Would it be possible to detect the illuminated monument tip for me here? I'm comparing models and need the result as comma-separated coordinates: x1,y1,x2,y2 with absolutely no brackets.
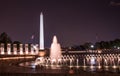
40,12,44,50
40,12,43,14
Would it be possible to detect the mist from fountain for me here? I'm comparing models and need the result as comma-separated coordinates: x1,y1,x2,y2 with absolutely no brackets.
50,35,62,64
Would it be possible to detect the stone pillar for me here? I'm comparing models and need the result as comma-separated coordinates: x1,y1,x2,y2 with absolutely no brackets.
7,43,11,55
19,44,23,55
0,43,4,55
25,44,29,55
35,44,39,54
13,44,17,55
30,44,34,55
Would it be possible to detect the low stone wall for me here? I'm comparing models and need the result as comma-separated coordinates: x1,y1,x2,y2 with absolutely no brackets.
0,55,35,66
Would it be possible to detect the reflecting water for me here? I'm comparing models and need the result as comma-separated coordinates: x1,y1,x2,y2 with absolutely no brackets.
19,54,120,73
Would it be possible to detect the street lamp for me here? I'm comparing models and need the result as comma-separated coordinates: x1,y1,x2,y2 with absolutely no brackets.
91,45,94,48
90,45,94,53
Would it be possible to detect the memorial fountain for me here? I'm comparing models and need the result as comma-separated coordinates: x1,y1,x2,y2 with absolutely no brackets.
34,35,62,68
19,47,120,73
50,36,62,65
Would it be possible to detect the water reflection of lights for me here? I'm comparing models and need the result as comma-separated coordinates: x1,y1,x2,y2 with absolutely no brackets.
76,65,80,68
90,65,94,69
113,65,117,69
98,66,102,69
104,66,109,68
69,69,74,74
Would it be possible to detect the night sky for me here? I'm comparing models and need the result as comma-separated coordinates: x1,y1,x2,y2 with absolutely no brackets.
0,0,120,47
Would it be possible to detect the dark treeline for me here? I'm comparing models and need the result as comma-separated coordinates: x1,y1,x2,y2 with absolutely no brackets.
0,32,120,51
64,39,120,51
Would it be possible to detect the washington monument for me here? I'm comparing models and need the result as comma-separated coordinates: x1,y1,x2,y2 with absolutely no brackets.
40,12,44,50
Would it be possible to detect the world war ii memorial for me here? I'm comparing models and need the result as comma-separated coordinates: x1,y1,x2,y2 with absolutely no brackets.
0,0,120,76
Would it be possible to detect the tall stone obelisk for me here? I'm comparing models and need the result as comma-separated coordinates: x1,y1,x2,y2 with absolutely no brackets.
40,12,44,50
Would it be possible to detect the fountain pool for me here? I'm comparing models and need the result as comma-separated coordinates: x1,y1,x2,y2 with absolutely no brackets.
19,36,120,73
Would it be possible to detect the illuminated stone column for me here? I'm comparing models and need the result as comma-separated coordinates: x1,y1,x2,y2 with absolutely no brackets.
13,44,17,55
40,12,44,50
0,43,4,55
19,44,23,55
7,43,11,55
35,44,39,54
33,44,39,55
25,44,29,55
30,44,34,55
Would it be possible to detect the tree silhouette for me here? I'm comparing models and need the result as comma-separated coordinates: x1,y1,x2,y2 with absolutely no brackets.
95,42,101,49
0,32,12,50
83,42,93,50
0,32,12,43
